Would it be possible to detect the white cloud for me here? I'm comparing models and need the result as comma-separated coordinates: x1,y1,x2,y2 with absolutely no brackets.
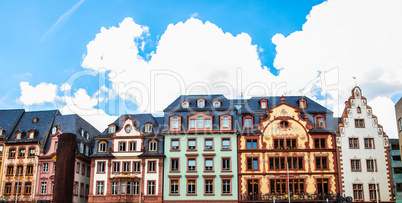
59,88,117,131
60,83,72,91
272,0,402,137
368,96,398,138
19,82,58,106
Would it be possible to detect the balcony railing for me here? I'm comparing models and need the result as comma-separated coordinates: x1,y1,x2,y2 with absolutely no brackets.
241,193,345,202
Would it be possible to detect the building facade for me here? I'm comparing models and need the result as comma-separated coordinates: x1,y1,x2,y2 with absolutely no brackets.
88,114,164,203
389,139,402,202
395,98,402,161
337,86,393,202
35,114,99,203
237,96,339,202
0,110,59,202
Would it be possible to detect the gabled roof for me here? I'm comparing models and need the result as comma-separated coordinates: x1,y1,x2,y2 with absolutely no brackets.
99,114,163,137
164,94,236,112
0,109,25,140
7,110,60,144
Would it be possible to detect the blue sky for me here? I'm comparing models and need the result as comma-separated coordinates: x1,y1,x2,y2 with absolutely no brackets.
0,0,401,137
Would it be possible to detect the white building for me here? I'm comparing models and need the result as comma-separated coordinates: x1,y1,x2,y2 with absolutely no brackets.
337,86,393,202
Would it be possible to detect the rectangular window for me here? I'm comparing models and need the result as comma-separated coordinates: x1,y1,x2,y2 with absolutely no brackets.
19,148,25,157
87,166,90,177
364,138,374,149
112,182,118,195
222,179,231,194
149,141,157,151
222,158,231,171
187,179,196,194
5,183,11,194
113,162,120,172
148,161,156,172
7,165,13,175
205,139,213,150
16,165,23,175
269,157,286,170
97,182,104,195
41,182,47,194
98,143,106,152
98,162,105,173
171,158,179,172
399,118,402,132
205,179,213,194
171,139,180,150
119,142,126,151
52,182,54,194
188,139,196,150
222,139,230,150
369,184,379,200
205,119,211,128
355,119,365,128
274,139,285,149
129,142,136,151
80,183,84,197
190,119,196,128
270,179,287,194
123,162,130,172
172,118,179,129
28,148,35,156
314,138,326,149
353,184,363,200
244,118,252,128
15,182,21,194
133,181,139,195
349,138,359,149
205,159,213,171
148,181,155,195
316,157,328,170
367,159,377,172
25,182,32,194
9,148,15,158
120,182,126,195
188,158,196,171
43,163,49,172
76,163,80,173
171,179,179,194
288,179,305,194
286,157,304,170
286,139,297,149
82,164,86,175
133,162,140,172
351,159,361,172
74,182,78,195
127,182,131,195
246,139,258,149
247,157,258,170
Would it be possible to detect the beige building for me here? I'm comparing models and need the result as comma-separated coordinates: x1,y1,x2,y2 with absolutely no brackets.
395,97,402,159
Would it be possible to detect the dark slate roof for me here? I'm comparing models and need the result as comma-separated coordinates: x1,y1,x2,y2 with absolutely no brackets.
0,109,25,140
99,114,163,137
238,96,333,114
43,114,100,154
7,110,60,144
164,94,237,112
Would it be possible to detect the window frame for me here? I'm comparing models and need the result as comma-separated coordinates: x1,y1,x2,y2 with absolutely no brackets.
149,140,157,151
353,184,364,200
221,178,232,195
221,157,232,172
197,98,205,108
204,157,215,173
112,161,120,173
369,184,380,201
355,119,365,128
170,138,180,151
314,114,326,128
366,159,377,172
221,137,231,151
133,161,140,173
213,100,221,108
25,182,32,194
220,115,232,130
186,178,197,196
260,99,268,109
148,161,156,173
170,157,180,173
349,138,359,149
129,141,137,151
98,141,107,153
170,116,181,131
204,178,214,196
97,161,105,174
204,137,214,151
187,138,197,151
147,181,155,195
187,155,197,173
364,138,375,149
96,181,104,195
243,115,253,129
246,156,259,171
169,178,180,196
351,159,361,172
144,123,153,133
118,141,126,152
315,156,329,170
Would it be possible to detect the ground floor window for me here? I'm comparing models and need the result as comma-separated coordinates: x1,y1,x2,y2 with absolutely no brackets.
96,182,104,195
112,182,118,195
369,184,379,201
353,184,363,200
148,181,155,195
222,179,231,194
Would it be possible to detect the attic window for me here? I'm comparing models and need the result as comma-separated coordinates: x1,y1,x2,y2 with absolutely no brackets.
28,131,34,139
0,128,3,136
81,129,84,137
32,118,38,123
16,132,21,140
86,133,89,140
145,124,153,133
213,100,221,108
182,101,189,109
280,121,289,128
299,99,307,108
260,99,268,109
315,115,326,128
198,100,204,108
108,126,116,133
52,127,57,134
357,107,361,114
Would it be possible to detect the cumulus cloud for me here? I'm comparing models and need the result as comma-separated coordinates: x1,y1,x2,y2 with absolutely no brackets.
82,17,276,113
19,82,58,106
60,83,72,91
59,88,117,131
368,96,398,138
272,0,402,137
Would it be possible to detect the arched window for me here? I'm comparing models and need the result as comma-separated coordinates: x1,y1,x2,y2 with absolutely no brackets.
357,107,361,114
315,115,326,128
223,117,229,128
198,116,204,128
198,100,204,108
145,124,153,133
182,101,189,108
299,99,307,108
98,141,107,153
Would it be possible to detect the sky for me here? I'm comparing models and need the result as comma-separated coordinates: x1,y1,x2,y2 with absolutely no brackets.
0,0,401,137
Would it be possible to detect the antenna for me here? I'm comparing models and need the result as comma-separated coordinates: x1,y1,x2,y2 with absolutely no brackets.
352,77,357,87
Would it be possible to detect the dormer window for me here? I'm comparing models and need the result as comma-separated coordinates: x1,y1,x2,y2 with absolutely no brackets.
173,118,178,129
98,141,107,153
182,101,189,109
81,129,84,137
149,140,157,151
33,118,38,123
357,107,361,113
213,100,221,108
0,128,3,136
220,115,232,130
108,125,116,133
16,132,21,140
86,133,89,140
260,99,268,109
145,124,153,133
125,125,132,133
28,131,34,139
299,99,307,108
197,98,205,108
188,114,213,130
52,127,57,134
243,116,253,129
197,117,204,128
170,116,181,131
315,115,326,128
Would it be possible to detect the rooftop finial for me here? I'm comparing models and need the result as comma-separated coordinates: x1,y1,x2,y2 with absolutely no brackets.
281,95,285,103
352,76,357,87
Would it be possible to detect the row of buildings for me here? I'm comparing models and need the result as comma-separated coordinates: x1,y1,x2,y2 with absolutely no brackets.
0,86,399,202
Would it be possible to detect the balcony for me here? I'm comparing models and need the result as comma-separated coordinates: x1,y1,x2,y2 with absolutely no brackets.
241,193,343,202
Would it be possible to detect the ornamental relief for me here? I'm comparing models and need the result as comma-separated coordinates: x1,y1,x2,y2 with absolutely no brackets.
362,99,367,108
353,177,362,183
347,109,352,117
367,109,372,117
372,118,377,127
383,137,389,147
351,99,355,108
343,118,348,127
378,128,383,137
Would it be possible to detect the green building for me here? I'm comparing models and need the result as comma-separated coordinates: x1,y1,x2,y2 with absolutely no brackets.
390,139,402,202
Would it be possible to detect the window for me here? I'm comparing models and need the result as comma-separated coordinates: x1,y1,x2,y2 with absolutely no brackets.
133,181,139,195
261,101,267,109
127,182,131,195
123,162,130,172
133,162,140,172
145,124,153,132
269,157,286,170
188,158,196,171
222,179,231,194
120,182,126,195
119,142,126,151
16,132,21,139
82,164,86,175
270,179,286,194
5,183,11,194
98,162,105,173
222,158,231,171
205,139,213,150
369,184,378,200
43,163,49,172
205,119,211,128
125,125,131,133
148,181,155,195
171,139,179,150
353,184,363,200
113,162,120,172
286,157,304,170
205,159,213,171
28,131,34,139
198,116,204,128
223,117,229,128
222,138,230,150
76,163,80,173
299,99,307,108
149,141,157,151
280,121,289,128
349,138,359,149
247,157,259,170
80,182,85,197
351,159,361,172
244,117,253,128
108,126,115,133
112,182,118,195
41,182,47,194
188,139,196,150
314,138,326,149
367,159,377,172
85,184,89,197
190,119,196,128
171,158,179,172
7,165,13,175
171,179,179,194
52,182,54,194
187,179,196,194
357,107,361,113
9,148,15,158
172,117,179,129
129,142,136,151
96,182,104,195
289,179,305,194
393,156,402,161
182,102,189,108
315,116,325,128
18,148,25,157
25,182,32,194
98,142,106,152
247,139,258,149
198,100,204,108
315,157,328,170
355,119,365,128
205,179,214,194
148,161,156,172
16,165,22,175
364,138,374,149
15,182,21,194
214,102,220,108
0,146,3,156
27,165,33,175
54,163,56,172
